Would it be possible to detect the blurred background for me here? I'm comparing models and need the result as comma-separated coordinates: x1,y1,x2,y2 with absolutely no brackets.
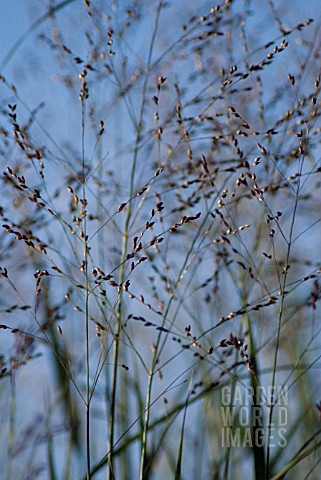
1,1,321,479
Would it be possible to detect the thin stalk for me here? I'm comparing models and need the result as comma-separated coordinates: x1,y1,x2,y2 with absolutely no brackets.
174,373,193,480
140,199,216,479
7,372,15,480
108,4,164,479
265,153,304,478
80,87,91,479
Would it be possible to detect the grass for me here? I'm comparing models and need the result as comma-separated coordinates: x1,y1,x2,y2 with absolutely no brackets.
1,0,321,478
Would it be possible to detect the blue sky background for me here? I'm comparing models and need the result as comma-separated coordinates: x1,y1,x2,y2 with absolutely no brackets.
1,1,321,479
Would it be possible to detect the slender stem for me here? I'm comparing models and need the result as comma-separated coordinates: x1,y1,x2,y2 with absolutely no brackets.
7,373,15,480
80,88,91,479
265,153,303,479
108,5,164,479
